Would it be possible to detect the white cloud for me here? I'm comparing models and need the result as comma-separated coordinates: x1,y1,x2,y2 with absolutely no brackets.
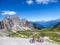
36,0,49,4
26,0,58,5
35,0,58,4
1,10,16,15
26,0,33,5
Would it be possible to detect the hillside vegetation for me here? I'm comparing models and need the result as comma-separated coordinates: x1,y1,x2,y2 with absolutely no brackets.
8,28,60,42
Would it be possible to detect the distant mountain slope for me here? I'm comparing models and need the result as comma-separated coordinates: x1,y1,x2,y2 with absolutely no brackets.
31,22,45,29
52,22,60,30
32,19,60,28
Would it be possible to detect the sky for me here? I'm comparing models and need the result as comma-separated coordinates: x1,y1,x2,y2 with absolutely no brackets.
0,0,60,21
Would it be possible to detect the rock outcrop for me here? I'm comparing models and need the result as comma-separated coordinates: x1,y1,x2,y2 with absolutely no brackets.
0,21,4,29
0,16,35,32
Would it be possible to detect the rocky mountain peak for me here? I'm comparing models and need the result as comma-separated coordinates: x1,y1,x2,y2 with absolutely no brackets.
12,16,20,23
5,16,10,20
0,16,35,32
13,16,19,20
21,18,28,25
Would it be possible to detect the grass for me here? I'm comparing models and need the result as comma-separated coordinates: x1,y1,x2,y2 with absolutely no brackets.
8,28,60,42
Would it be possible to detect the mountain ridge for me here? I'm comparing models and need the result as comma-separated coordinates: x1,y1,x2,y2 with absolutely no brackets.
0,16,35,32
32,19,60,28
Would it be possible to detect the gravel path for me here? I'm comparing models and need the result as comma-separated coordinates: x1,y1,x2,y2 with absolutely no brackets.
0,37,60,45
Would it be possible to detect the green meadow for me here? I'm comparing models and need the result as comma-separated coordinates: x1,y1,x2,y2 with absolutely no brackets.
8,28,60,42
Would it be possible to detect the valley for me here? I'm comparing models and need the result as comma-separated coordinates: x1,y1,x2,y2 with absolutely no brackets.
0,16,60,45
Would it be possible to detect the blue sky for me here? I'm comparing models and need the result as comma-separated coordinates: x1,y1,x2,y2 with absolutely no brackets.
0,0,60,21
